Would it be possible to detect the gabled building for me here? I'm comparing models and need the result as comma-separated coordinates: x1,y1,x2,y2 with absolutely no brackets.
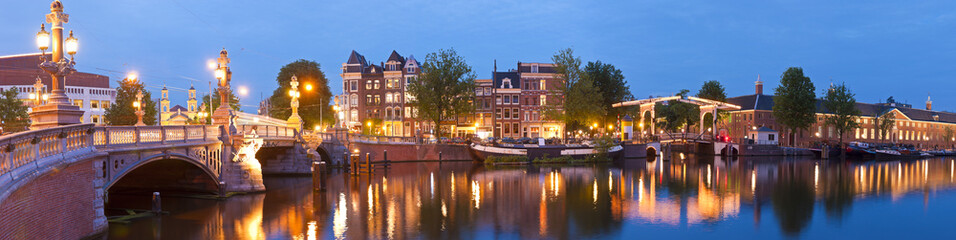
341,50,430,137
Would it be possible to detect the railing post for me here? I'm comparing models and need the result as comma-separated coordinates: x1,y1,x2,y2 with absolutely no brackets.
183,126,188,143
161,126,167,145
103,127,110,146
135,127,141,146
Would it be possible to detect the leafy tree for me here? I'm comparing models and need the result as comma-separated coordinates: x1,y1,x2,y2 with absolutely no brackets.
104,78,158,126
875,102,896,144
269,60,331,129
407,48,476,139
822,83,861,159
200,88,240,124
584,60,632,125
654,89,699,132
772,67,817,146
0,88,30,133
545,48,605,134
943,126,954,148
696,80,728,130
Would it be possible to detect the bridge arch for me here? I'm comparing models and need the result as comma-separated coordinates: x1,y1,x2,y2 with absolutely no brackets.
106,153,220,194
646,146,658,159
315,145,333,164
720,145,739,157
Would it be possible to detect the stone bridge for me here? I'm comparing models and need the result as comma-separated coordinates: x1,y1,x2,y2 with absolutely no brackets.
0,119,348,239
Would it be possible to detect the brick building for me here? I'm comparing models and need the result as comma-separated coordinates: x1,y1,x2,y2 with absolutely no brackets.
0,53,115,125
723,81,956,149
340,50,430,137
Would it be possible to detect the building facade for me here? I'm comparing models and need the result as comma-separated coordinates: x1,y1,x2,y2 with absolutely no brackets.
0,53,115,125
723,81,956,149
159,85,204,125
338,51,566,139
340,50,430,137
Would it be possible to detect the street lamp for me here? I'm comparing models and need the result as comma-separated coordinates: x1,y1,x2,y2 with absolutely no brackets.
29,1,85,129
211,48,235,128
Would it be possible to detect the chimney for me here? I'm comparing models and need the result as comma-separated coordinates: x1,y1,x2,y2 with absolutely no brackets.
755,75,763,95
926,95,932,111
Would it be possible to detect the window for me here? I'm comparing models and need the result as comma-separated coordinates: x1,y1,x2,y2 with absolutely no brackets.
394,108,401,119
531,64,539,73
540,81,546,90
386,93,393,103
484,87,491,95
504,96,510,104
504,109,511,119
351,110,358,121
385,107,392,119
406,76,415,85
496,96,502,104
513,123,519,135
91,115,99,123
512,109,519,119
351,80,358,91
408,67,415,73
768,134,775,141
512,95,519,105
504,123,510,134
386,79,394,89
533,111,538,121
405,107,412,118
73,100,83,108
90,100,99,109
484,99,490,109
366,94,373,104
525,112,530,121
366,80,372,90
350,94,358,106
540,95,547,106
374,95,381,104
476,88,483,95
374,80,380,89
102,101,110,108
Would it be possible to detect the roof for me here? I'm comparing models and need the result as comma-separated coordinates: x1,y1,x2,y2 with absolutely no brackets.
0,53,110,88
386,50,405,64
169,105,187,112
346,50,367,65
493,71,520,89
727,93,956,124
750,126,778,132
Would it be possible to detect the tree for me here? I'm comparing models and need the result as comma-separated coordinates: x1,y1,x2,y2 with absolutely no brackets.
407,48,476,139
269,60,331,129
772,67,817,146
942,126,954,149
654,89,700,132
0,88,30,133
822,83,861,159
875,101,896,144
200,87,240,124
104,78,158,126
545,48,604,134
584,61,632,126
696,80,728,130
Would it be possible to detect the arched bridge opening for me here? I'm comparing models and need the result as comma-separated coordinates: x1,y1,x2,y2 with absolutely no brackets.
105,157,220,216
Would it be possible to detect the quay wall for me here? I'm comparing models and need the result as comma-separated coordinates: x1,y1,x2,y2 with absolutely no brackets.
350,143,473,162
0,158,105,239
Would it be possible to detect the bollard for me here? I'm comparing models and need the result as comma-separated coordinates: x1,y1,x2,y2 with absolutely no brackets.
350,154,359,175
218,181,227,197
312,161,327,191
366,152,371,173
439,151,443,163
384,150,388,163
151,192,162,214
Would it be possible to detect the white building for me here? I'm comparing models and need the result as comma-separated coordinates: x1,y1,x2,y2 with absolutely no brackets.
0,53,115,125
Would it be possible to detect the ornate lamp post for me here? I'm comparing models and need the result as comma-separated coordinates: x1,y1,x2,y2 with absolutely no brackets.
29,1,84,129
134,90,145,126
30,77,47,106
332,96,341,128
212,48,235,128
287,75,303,130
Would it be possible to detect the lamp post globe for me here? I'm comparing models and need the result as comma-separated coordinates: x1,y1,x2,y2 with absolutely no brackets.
29,0,85,129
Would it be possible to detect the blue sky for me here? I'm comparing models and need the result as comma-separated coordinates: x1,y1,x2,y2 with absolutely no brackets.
2,0,955,113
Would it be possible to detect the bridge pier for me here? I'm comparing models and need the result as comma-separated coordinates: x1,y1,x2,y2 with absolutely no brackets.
219,135,266,193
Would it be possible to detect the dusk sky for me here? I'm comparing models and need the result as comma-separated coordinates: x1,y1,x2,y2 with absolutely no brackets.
2,0,955,113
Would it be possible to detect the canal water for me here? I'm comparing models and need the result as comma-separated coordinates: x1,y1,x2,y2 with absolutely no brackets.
107,156,956,239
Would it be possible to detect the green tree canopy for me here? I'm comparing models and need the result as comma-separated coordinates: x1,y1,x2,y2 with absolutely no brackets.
407,48,476,138
104,78,158,126
875,103,896,144
822,83,861,157
269,59,332,129
584,60,632,125
772,67,817,146
545,48,605,133
0,88,30,133
654,89,700,132
696,80,728,130
200,87,240,124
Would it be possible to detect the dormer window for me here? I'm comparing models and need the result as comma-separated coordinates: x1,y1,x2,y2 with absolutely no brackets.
501,78,512,88
531,64,539,73
407,67,415,73
933,115,940,121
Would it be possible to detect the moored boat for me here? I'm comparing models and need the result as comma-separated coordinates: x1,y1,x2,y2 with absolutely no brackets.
470,143,623,162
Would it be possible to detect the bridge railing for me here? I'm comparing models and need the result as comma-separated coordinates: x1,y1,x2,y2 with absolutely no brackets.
657,132,713,142
1,124,95,177
92,125,219,148
236,124,297,139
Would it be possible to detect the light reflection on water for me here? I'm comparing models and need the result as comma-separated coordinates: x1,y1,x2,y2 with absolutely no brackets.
108,157,956,239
